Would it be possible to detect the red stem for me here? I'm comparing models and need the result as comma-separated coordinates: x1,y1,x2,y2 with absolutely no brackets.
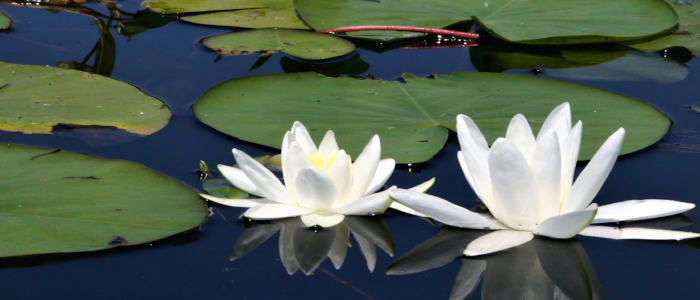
319,25,479,39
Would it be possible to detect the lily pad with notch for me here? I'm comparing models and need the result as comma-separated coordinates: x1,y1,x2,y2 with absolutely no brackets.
0,143,207,258
193,72,671,164
626,0,700,56
202,29,355,60
294,0,678,44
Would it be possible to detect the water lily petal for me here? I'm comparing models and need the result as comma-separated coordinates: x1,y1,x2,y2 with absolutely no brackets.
326,149,352,204
218,164,260,196
234,148,291,204
336,190,392,215
537,102,571,141
348,135,381,201
295,167,339,210
328,225,350,269
389,189,505,230
534,204,598,239
290,121,317,152
388,178,435,217
489,138,539,230
456,114,493,206
200,193,270,207
579,226,700,240
566,128,625,213
464,230,534,257
318,130,339,158
300,212,345,227
282,142,310,201
506,113,536,162
532,130,562,221
559,121,582,208
243,204,312,220
365,158,395,195
592,199,696,224
409,177,435,193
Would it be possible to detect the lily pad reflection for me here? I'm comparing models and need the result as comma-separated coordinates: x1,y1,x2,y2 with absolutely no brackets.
387,228,604,299
231,216,394,275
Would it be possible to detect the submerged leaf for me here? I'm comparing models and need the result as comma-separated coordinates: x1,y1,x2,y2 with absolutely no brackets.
0,143,207,258
202,29,355,60
0,62,171,136
193,72,670,163
295,0,677,43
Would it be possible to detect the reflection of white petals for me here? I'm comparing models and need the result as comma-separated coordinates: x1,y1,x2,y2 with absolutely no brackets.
300,212,345,227
579,226,700,240
534,204,597,239
464,230,534,257
592,199,695,224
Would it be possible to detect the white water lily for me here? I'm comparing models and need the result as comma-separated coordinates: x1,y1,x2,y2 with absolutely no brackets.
391,103,698,256
201,122,396,227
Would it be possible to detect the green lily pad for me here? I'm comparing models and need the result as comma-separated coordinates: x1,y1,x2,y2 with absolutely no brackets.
193,72,670,163
627,0,700,55
181,0,308,29
202,29,355,60
117,10,174,37
294,0,678,43
0,62,171,135
0,11,11,30
0,143,207,257
141,0,267,13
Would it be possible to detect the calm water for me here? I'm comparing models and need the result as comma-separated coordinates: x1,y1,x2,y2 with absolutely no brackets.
1,1,699,299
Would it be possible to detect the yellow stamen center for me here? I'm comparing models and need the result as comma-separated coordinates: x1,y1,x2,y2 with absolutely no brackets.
307,151,338,170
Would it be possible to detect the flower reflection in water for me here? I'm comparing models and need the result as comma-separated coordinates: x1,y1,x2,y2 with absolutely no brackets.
388,227,605,300
231,216,394,275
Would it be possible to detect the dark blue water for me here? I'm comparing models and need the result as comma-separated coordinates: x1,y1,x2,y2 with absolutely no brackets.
1,1,699,299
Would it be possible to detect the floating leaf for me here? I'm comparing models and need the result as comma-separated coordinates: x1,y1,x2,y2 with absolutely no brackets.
470,44,688,83
0,62,170,135
202,179,248,199
202,29,355,60
627,0,700,55
142,0,307,29
117,10,174,37
0,10,10,30
181,0,308,29
193,72,670,163
141,0,266,13
294,0,677,43
0,143,207,257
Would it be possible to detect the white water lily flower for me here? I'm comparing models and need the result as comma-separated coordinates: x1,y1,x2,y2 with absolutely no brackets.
391,103,698,256
201,122,396,228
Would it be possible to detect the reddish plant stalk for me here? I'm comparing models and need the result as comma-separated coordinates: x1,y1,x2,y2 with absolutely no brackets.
319,25,479,39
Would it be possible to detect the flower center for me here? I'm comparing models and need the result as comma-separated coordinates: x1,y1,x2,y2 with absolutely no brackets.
307,151,337,170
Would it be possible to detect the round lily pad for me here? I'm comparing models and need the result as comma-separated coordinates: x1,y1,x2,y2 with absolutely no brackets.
202,29,355,60
0,62,171,135
0,143,207,258
193,72,671,163
0,11,11,30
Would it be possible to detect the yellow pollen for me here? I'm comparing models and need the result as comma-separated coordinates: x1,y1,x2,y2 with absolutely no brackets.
307,152,338,170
